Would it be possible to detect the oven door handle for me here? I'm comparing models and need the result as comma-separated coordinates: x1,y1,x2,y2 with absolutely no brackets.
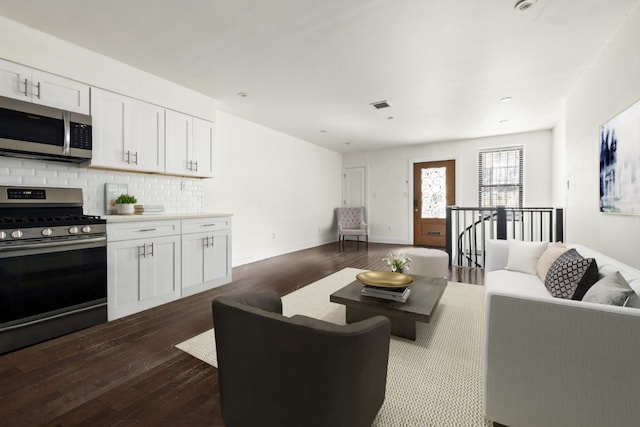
0,236,106,254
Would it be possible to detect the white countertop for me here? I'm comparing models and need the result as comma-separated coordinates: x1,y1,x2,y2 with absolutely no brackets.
103,212,233,223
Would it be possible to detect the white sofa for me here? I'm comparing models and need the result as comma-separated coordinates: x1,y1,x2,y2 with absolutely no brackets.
483,239,640,427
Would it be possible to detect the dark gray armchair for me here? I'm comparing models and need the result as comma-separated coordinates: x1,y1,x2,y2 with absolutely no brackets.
212,291,391,427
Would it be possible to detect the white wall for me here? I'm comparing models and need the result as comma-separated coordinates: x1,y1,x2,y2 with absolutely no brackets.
551,110,567,208
203,112,342,266
564,3,640,267
0,16,343,266
0,16,216,121
344,130,553,244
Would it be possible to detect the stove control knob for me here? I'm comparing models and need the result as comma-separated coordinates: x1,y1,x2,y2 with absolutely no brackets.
11,230,23,239
42,228,53,237
81,225,92,233
0,231,6,239
69,226,79,235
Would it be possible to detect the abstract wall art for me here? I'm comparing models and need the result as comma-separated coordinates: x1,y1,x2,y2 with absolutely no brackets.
599,98,640,214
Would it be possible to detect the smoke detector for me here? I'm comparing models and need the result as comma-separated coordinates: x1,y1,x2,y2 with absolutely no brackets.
514,0,538,12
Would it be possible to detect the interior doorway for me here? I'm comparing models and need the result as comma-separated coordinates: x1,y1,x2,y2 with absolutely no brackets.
343,166,366,208
413,160,455,247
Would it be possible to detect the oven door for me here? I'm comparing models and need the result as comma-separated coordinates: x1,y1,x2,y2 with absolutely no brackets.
0,235,107,353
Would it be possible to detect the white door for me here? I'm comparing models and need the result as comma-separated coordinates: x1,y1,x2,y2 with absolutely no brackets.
91,88,132,169
140,236,180,301
343,166,367,208
192,117,215,177
0,59,32,101
165,110,192,175
182,232,207,291
132,99,165,173
31,70,90,114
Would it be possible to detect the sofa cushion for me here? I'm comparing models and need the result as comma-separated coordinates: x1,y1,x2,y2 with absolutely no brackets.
582,271,634,306
505,240,549,275
536,242,569,281
544,249,599,300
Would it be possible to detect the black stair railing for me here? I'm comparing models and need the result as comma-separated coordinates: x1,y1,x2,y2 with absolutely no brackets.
445,206,564,268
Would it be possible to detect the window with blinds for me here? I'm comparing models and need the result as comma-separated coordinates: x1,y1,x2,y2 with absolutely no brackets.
478,147,523,207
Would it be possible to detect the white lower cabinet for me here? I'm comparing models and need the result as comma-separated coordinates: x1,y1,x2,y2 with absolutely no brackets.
182,217,232,297
107,220,181,320
107,216,232,320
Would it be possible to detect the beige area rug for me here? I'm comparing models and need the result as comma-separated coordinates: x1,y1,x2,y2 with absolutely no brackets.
176,267,491,426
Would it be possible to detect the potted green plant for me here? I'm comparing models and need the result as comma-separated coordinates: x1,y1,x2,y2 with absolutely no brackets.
114,194,137,215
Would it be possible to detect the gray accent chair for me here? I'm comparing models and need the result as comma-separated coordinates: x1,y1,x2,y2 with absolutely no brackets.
212,291,391,427
335,207,369,246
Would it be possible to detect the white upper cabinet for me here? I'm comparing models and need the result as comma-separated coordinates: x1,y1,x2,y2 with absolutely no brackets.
91,87,165,173
91,88,131,168
192,117,215,178
165,110,215,178
165,109,192,176
0,60,31,101
131,99,165,173
0,59,89,114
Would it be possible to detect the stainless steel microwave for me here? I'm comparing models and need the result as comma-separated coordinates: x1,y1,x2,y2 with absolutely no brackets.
0,96,92,163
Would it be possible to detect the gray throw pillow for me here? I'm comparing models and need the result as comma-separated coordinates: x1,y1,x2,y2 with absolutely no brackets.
582,271,633,306
544,249,599,300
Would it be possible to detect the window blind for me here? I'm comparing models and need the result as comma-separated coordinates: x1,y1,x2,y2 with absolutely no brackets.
478,146,523,207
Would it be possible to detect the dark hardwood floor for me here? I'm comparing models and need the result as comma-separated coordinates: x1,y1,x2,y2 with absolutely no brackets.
0,242,483,426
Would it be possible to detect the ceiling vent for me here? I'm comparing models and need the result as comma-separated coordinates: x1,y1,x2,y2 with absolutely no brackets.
514,0,538,12
370,100,391,109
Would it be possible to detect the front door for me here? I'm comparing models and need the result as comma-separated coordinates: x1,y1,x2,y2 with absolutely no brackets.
413,160,455,247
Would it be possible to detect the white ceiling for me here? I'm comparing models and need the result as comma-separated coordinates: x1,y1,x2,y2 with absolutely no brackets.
0,0,637,153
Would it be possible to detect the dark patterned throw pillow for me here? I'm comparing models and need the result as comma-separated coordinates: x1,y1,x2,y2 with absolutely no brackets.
544,249,599,300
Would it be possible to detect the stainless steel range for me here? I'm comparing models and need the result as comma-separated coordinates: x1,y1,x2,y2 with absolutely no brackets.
0,186,107,354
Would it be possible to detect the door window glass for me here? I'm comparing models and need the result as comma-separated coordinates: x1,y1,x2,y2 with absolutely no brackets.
421,167,447,219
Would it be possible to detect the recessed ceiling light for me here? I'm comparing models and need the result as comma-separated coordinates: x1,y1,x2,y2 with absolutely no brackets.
514,0,537,12
387,116,394,120
237,92,248,97
344,142,352,146
499,119,509,124
320,129,327,133
499,97,513,103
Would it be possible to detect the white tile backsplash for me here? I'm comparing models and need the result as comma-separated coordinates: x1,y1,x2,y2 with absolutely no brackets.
0,157,203,216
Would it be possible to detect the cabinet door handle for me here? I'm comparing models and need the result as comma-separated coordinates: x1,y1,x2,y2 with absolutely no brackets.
147,243,154,257
124,150,130,164
20,77,28,96
140,244,146,258
132,151,138,165
204,237,209,248
209,236,214,247
193,160,198,172
34,81,41,99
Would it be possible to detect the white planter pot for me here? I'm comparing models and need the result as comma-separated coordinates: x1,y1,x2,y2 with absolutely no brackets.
116,203,135,215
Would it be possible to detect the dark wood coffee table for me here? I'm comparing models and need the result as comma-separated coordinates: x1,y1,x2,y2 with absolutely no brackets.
329,274,447,340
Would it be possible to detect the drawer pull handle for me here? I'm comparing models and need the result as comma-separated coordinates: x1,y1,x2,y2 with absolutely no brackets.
138,228,157,232
201,224,217,227
427,231,441,236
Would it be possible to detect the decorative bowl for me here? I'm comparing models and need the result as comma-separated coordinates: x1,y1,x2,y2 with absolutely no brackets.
356,271,414,288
